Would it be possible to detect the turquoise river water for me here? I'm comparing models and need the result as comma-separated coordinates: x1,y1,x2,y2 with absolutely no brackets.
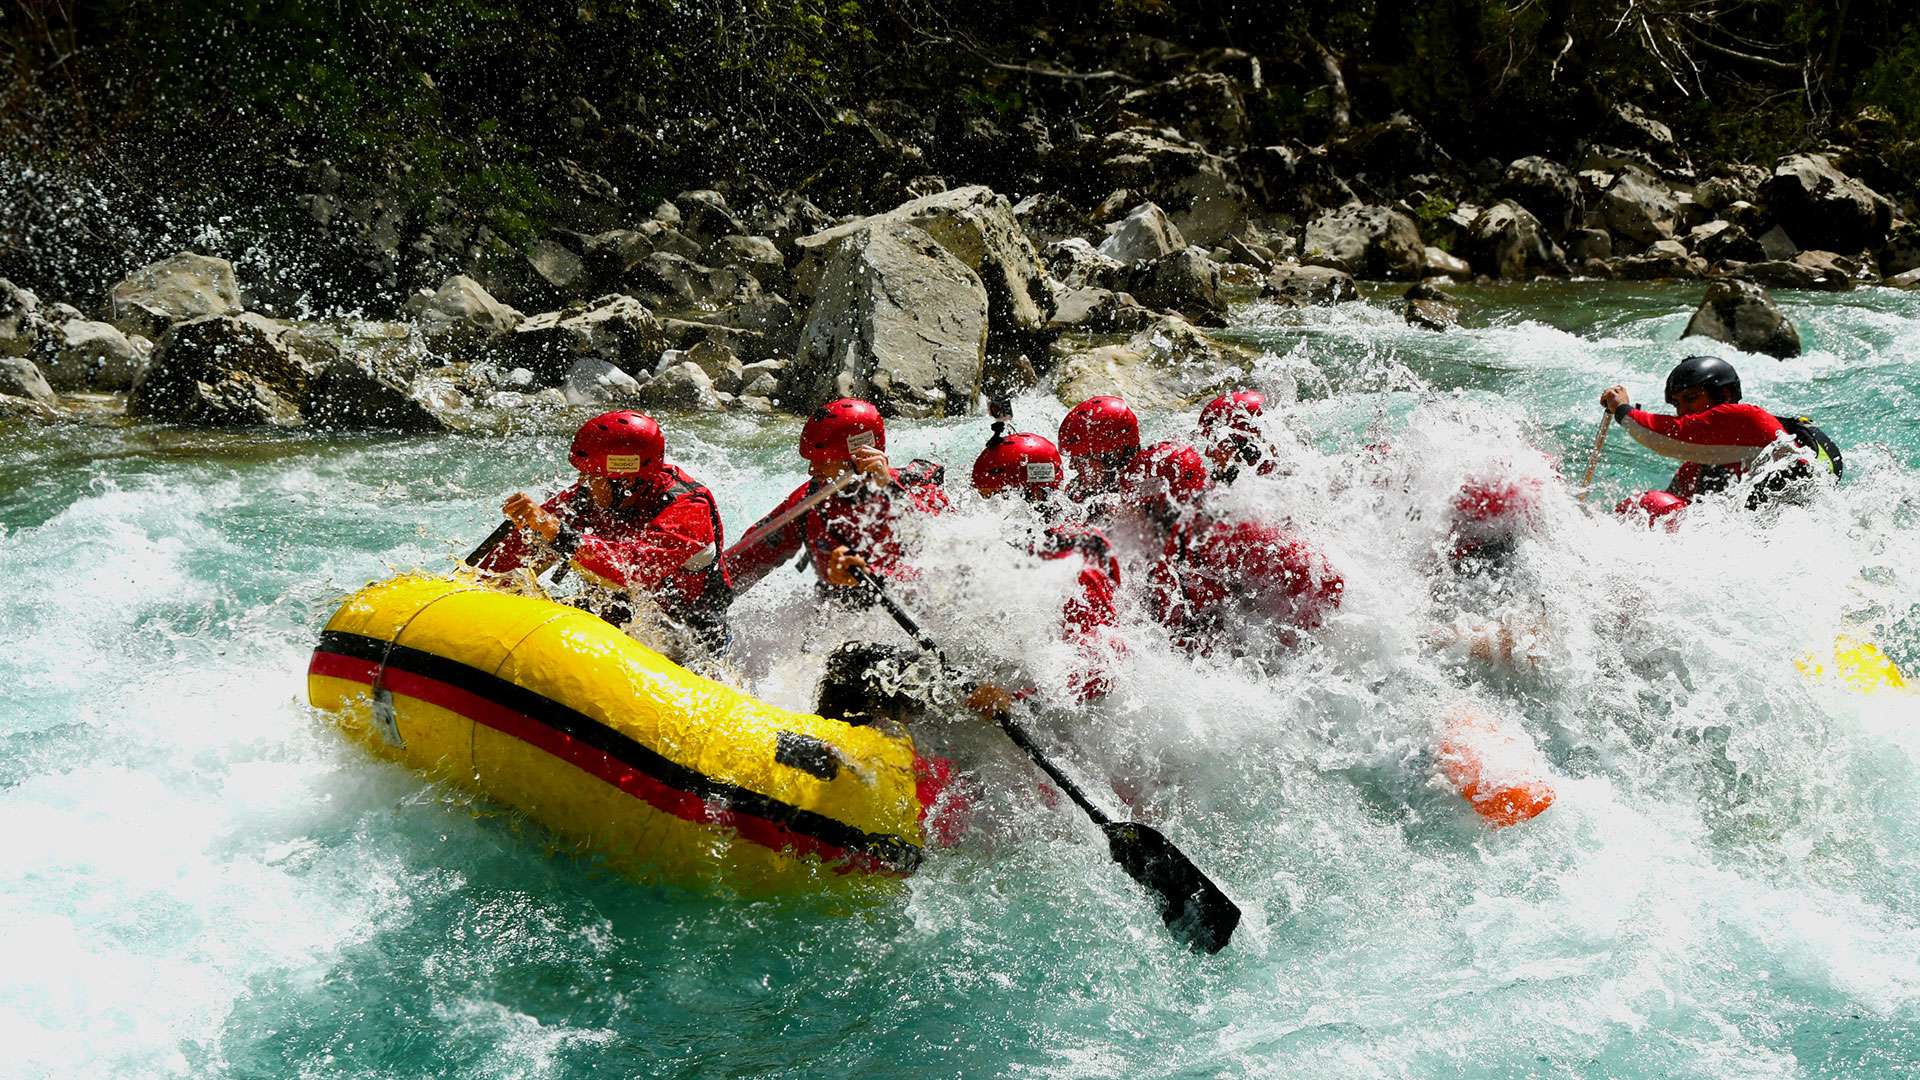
2,283,1918,1077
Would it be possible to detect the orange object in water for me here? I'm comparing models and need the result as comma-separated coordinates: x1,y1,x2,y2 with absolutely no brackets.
1437,709,1556,827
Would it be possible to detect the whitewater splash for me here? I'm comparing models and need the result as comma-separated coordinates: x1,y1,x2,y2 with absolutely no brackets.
2,283,1918,1077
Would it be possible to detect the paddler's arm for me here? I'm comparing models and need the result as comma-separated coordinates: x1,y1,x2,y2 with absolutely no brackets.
478,489,572,574
722,482,812,595
571,494,718,592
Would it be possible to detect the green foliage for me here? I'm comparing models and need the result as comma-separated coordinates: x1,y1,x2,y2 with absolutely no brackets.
1856,25,1920,137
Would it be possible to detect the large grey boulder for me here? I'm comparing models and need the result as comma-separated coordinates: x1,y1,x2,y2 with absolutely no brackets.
791,223,988,418
1498,157,1579,234
1126,248,1228,325
1092,128,1249,247
107,254,244,338
629,252,759,313
1602,169,1680,247
673,190,747,243
305,355,470,432
1878,221,1920,279
1053,314,1254,409
1261,264,1359,306
1466,201,1567,279
561,357,644,406
636,360,724,411
1112,73,1250,148
1302,205,1425,280
1098,202,1188,264
795,186,1053,350
0,357,56,407
1691,221,1767,264
1682,279,1801,358
131,313,328,426
705,234,788,289
523,239,591,302
1,279,41,358
1759,153,1893,253
1047,286,1156,334
505,294,665,385
406,275,525,342
1045,239,1128,290
35,319,151,390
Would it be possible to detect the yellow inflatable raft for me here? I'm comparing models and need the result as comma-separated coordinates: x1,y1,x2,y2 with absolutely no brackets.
307,574,926,891
1798,635,1910,694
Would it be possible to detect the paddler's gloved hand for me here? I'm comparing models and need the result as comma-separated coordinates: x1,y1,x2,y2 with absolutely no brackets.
503,492,562,542
824,545,869,587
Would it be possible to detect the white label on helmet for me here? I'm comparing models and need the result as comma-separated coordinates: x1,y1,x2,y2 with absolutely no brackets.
604,454,645,472
1025,461,1058,482
845,429,877,452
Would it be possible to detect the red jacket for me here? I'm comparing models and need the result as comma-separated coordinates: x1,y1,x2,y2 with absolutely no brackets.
1031,523,1122,701
724,467,949,595
479,463,728,619
1147,516,1343,654
1616,402,1789,500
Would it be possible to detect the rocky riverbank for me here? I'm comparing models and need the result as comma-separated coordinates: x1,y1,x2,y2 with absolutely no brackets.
6,49,1919,430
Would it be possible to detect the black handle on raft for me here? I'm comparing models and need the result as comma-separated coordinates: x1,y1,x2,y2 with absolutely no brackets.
847,565,1241,954
465,520,516,566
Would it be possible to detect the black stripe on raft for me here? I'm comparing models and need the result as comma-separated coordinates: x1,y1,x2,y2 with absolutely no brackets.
315,629,922,872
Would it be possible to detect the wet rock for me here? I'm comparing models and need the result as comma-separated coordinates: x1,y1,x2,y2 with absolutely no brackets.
306,355,469,432
1887,267,1920,289
791,223,987,418
1092,128,1249,247
1611,242,1706,280
1302,205,1425,280
1237,142,1357,215
505,294,667,385
630,252,758,313
0,393,58,421
636,360,723,411
1126,248,1228,325
1759,153,1893,253
1098,202,1188,264
1046,239,1128,290
0,357,56,407
1261,264,1359,306
561,357,644,406
1421,247,1472,278
708,294,797,359
1602,169,1680,247
1566,228,1613,263
1046,286,1156,334
1403,282,1460,332
1726,259,1842,292
1793,250,1871,287
132,313,328,427
407,275,525,343
107,253,244,338
1010,193,1085,249
795,186,1052,351
681,338,746,393
1691,221,1767,264
35,319,150,391
674,190,747,243
1,279,42,358
1757,225,1799,261
1498,157,1579,234
1053,314,1253,408
1682,278,1801,358
1467,201,1567,279
1327,114,1448,180
705,235,788,289
1694,175,1753,214
1114,73,1250,149
524,239,590,301
747,193,833,256
1877,221,1920,278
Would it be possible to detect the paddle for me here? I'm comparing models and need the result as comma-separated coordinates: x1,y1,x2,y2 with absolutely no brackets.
1578,410,1613,503
848,564,1242,954
464,519,516,566
721,470,864,565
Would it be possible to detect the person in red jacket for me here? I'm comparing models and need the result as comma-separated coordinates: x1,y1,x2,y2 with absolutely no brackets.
965,426,1123,711
1129,442,1344,655
1603,355,1840,512
723,398,949,606
479,410,731,653
1057,395,1141,517
1197,389,1283,485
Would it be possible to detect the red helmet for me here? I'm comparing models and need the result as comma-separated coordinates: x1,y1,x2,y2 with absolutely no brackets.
1452,475,1543,526
1616,490,1688,530
1198,390,1266,441
1058,396,1140,458
972,430,1064,497
569,411,666,478
1125,441,1210,511
800,398,886,463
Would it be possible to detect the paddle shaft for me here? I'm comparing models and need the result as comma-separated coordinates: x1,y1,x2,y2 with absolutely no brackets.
1578,410,1613,502
849,566,1111,826
465,519,516,566
722,471,863,564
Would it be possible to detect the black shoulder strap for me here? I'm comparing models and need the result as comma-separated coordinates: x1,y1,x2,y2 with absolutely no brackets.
1772,414,1844,478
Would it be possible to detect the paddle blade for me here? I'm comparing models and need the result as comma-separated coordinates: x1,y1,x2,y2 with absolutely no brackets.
1101,821,1241,954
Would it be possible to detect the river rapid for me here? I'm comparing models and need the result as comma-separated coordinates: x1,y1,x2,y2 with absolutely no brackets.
3,283,1918,1078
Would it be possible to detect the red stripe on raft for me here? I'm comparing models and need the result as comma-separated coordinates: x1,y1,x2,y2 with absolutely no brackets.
308,649,902,876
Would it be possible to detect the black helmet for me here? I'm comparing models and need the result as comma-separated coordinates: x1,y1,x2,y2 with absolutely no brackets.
1665,355,1741,405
